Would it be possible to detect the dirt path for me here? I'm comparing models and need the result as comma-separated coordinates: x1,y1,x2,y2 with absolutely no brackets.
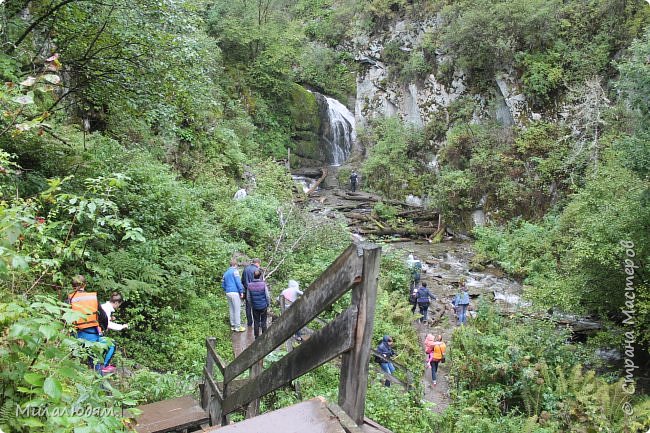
416,321,453,412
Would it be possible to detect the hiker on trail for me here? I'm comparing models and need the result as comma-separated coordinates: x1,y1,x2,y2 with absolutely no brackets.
376,335,396,386
452,280,470,325
407,254,422,290
222,259,245,332
66,275,114,374
98,292,128,373
409,284,418,314
246,270,271,339
242,258,262,328
350,171,358,192
281,279,304,342
416,282,435,323
424,334,446,386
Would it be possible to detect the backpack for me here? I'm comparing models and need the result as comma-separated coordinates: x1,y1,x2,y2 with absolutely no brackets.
455,291,470,306
424,334,436,354
408,288,417,303
97,306,109,333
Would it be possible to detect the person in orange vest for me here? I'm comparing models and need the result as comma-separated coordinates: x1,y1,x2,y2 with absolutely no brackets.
66,275,115,374
424,334,446,386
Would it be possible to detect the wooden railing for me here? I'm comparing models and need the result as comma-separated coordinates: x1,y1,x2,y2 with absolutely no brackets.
200,242,381,427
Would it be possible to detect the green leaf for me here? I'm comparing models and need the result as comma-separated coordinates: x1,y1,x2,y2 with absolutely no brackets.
13,91,34,105
59,366,77,378
43,376,62,400
11,255,28,269
21,417,45,427
39,324,59,340
24,372,45,386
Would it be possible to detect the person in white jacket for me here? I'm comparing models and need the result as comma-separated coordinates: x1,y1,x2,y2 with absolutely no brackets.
99,293,128,372
100,292,129,331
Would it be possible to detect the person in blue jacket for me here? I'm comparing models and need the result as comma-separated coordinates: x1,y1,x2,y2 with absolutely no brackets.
246,269,271,339
453,281,470,325
376,335,396,386
222,259,245,332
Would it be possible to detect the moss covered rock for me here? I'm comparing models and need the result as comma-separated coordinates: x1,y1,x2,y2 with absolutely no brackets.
287,84,322,163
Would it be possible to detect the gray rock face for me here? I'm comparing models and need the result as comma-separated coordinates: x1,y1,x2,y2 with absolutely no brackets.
353,17,531,129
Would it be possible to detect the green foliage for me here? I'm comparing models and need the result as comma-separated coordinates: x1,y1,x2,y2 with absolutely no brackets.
436,0,650,96
435,304,647,432
0,295,138,432
360,117,430,199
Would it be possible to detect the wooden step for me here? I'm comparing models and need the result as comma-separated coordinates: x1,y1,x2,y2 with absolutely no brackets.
135,395,209,433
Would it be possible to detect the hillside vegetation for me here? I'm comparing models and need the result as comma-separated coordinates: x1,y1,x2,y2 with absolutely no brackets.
1,0,649,432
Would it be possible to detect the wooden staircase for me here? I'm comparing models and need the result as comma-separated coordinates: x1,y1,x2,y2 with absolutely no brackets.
135,243,385,433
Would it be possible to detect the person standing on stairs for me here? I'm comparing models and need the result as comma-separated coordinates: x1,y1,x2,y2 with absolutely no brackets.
425,334,446,386
416,282,435,323
376,335,396,386
246,270,270,339
222,259,246,332
242,258,261,328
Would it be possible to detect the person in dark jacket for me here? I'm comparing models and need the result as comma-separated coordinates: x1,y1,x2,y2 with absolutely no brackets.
350,171,359,192
246,270,271,339
241,258,261,327
377,335,396,386
416,282,435,323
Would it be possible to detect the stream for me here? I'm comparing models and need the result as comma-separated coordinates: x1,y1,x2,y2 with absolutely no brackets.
297,171,525,412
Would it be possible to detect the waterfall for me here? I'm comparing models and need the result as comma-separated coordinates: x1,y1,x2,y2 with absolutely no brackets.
314,93,356,166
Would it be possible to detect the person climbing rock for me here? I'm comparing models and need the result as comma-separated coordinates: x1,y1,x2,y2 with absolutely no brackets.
453,280,470,325
281,280,304,341
66,275,113,375
376,335,396,386
242,258,262,328
222,259,245,332
416,282,435,323
246,270,271,339
98,292,128,373
424,334,446,386
349,171,358,192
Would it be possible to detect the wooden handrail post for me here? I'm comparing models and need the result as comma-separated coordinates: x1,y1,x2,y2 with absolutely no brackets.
338,243,381,425
202,337,216,410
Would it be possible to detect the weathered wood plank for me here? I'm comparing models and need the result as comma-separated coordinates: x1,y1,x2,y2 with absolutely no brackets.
201,337,216,410
222,307,358,414
135,396,208,433
245,361,262,419
339,243,381,425
206,339,226,377
224,244,363,382
203,366,223,402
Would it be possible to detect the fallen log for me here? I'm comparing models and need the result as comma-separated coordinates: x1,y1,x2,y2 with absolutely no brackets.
306,167,327,195
358,226,444,236
291,167,323,177
334,191,421,208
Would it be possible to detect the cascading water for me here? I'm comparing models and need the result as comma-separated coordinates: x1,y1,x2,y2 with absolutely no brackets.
314,92,356,166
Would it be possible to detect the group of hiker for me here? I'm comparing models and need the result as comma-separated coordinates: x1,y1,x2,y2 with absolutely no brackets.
222,258,303,341
66,275,128,375
375,253,471,387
